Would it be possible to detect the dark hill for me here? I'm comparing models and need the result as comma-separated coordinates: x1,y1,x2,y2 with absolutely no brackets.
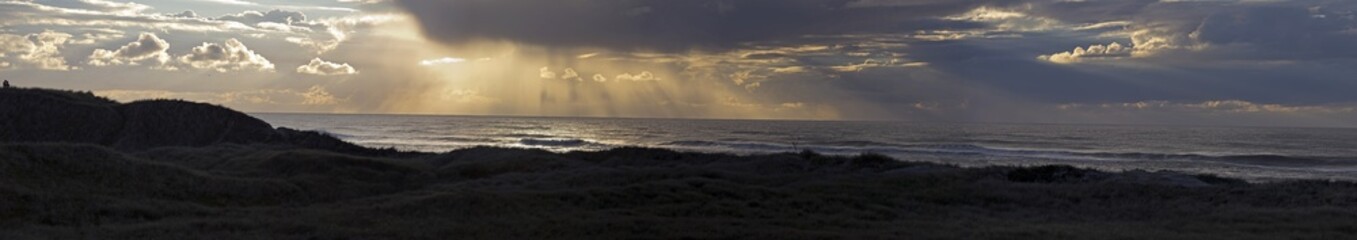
8,88,1357,239
0,88,122,144
0,88,401,156
5,143,1357,239
111,100,281,150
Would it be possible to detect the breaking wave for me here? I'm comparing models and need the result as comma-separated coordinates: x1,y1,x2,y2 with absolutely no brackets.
519,138,593,147
659,140,1351,167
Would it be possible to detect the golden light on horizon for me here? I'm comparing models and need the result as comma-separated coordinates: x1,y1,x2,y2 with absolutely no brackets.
351,16,843,120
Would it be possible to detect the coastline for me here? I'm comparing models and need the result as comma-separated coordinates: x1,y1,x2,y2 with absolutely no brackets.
6,88,1357,238
254,112,1357,182
6,143,1357,239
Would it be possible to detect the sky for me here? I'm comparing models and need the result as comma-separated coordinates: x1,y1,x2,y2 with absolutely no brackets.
3,0,1357,127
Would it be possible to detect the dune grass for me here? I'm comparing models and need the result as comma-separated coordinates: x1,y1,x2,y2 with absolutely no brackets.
6,87,1356,238
3,143,1357,239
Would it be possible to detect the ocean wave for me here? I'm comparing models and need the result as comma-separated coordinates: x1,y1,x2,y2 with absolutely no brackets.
490,125,551,131
519,138,592,147
500,133,558,139
432,136,499,142
315,130,355,139
660,140,1351,167
661,140,792,151
314,130,393,140
352,138,484,147
873,144,1348,167
812,140,898,147
1072,152,1347,167
729,130,785,136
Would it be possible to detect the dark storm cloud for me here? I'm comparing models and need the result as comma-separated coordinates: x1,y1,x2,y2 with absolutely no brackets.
394,0,1357,57
392,0,1010,51
389,0,1357,123
1192,4,1357,59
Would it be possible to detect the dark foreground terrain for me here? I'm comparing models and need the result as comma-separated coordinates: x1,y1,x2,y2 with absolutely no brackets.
4,88,1357,239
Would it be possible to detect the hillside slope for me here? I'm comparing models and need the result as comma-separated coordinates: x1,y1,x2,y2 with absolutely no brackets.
2,144,1357,239
0,88,122,144
6,88,1357,239
0,88,398,156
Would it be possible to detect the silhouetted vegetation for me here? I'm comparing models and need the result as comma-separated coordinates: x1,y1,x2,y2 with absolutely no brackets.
3,144,1357,239
112,100,281,150
4,88,1357,239
0,88,123,144
1,88,412,157
1008,165,1091,183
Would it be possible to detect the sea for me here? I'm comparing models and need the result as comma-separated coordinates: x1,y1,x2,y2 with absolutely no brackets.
254,113,1357,181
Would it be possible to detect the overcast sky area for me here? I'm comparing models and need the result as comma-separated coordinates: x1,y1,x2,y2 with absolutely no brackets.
3,0,1356,127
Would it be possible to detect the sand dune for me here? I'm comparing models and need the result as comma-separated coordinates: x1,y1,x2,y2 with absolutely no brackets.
4,88,1357,239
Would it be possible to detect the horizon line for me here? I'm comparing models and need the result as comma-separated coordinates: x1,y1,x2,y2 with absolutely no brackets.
244,111,1357,130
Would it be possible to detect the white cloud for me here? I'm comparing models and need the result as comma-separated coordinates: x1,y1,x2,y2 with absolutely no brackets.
829,59,926,72
285,14,402,54
300,85,339,105
615,71,657,81
539,67,556,79
215,9,333,36
24,31,73,70
1124,27,1201,57
1038,17,1213,64
88,32,172,67
945,6,1061,32
0,31,74,71
296,58,357,75
40,0,151,15
1072,21,1133,31
561,68,581,81
66,29,126,45
284,37,338,54
1039,42,1132,64
771,66,808,74
178,38,275,72
217,9,309,26
0,1,255,33
167,10,199,18
0,35,29,69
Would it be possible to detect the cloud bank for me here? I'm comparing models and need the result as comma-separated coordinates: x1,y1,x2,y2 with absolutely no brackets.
392,0,999,51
